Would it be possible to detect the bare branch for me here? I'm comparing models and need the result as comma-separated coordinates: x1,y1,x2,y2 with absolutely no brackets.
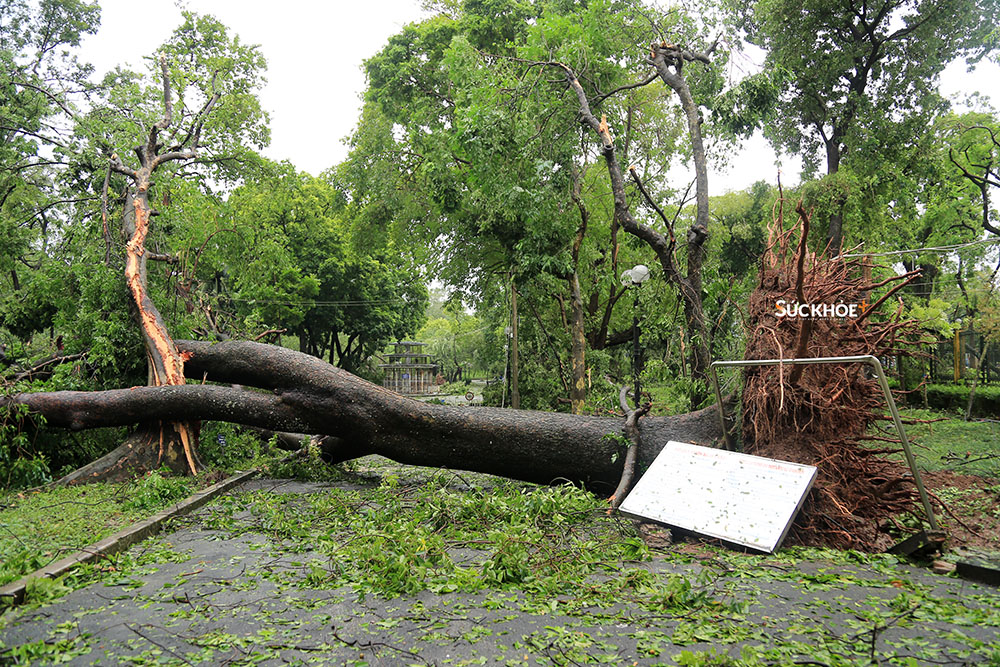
153,92,220,169
593,73,658,108
608,396,651,509
2,159,69,174
147,252,179,264
109,153,137,179
147,55,173,165
679,37,720,64
14,197,99,228
9,79,79,120
151,149,197,168
628,166,676,249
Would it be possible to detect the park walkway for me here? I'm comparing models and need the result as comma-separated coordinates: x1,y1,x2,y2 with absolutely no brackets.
2,473,999,665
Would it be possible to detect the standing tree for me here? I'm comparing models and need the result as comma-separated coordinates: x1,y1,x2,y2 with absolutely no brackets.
961,275,1000,420
105,55,216,477
890,111,1000,304
59,12,269,482
742,0,1000,251
643,38,721,400
0,0,100,346
948,115,1000,240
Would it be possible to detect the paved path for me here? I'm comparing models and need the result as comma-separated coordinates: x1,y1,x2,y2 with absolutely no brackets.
2,477,998,665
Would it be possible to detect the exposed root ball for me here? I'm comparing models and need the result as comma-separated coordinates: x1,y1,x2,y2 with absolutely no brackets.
742,203,924,551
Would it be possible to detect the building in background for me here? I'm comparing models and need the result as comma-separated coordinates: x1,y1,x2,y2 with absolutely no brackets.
379,341,437,394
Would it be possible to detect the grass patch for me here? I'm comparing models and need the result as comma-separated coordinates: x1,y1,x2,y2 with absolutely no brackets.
1,482,139,587
0,420,307,591
896,408,1000,479
0,421,342,595
0,469,201,587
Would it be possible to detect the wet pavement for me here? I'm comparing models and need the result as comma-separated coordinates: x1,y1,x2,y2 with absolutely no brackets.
2,476,998,666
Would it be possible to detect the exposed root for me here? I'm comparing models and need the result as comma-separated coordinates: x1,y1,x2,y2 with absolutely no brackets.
743,202,928,551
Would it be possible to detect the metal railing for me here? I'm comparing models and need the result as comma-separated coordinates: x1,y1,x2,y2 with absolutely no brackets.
709,355,938,531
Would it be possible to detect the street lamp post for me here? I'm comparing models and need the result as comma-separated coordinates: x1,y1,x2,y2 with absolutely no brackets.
502,325,512,408
621,265,650,408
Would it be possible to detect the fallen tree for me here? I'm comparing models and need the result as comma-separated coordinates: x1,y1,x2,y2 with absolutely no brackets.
5,339,727,489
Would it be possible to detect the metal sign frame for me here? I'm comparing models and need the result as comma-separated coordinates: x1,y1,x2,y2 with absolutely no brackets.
709,355,938,532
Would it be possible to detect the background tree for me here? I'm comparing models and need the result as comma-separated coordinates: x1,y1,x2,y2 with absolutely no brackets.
947,114,1000,241
417,291,487,382
742,0,1000,251
0,0,100,350
225,165,428,376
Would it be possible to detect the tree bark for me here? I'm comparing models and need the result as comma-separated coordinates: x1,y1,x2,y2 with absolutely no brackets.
510,277,520,409
648,43,713,400
7,340,727,490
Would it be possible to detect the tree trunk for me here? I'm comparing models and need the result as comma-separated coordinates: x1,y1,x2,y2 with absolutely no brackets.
648,44,713,401
588,214,621,351
543,56,713,407
965,342,990,421
569,171,590,414
568,272,587,413
8,340,727,491
122,185,199,477
510,278,520,409
824,138,845,253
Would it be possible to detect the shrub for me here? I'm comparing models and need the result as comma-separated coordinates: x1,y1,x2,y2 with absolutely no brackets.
0,404,50,490
438,380,471,395
919,384,1000,417
197,422,265,470
123,469,193,512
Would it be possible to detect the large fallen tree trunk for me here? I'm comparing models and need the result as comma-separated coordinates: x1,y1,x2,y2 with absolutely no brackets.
6,340,726,490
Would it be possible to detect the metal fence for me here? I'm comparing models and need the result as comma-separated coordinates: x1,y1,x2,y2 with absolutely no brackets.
923,330,1000,384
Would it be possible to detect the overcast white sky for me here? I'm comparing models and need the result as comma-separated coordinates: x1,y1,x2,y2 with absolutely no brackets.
79,0,429,176
78,0,997,192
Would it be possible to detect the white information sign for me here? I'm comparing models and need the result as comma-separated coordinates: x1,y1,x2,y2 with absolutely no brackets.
619,441,817,553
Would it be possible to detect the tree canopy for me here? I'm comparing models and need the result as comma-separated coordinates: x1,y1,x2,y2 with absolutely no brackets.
741,0,1000,249
1,0,998,489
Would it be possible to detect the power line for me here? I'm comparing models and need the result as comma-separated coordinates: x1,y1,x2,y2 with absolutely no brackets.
837,237,1000,259
224,296,418,307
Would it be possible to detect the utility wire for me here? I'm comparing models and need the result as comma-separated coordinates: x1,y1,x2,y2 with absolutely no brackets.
837,237,1000,259
224,296,417,307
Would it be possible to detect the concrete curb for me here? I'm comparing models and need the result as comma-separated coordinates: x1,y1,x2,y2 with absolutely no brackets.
0,468,259,607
